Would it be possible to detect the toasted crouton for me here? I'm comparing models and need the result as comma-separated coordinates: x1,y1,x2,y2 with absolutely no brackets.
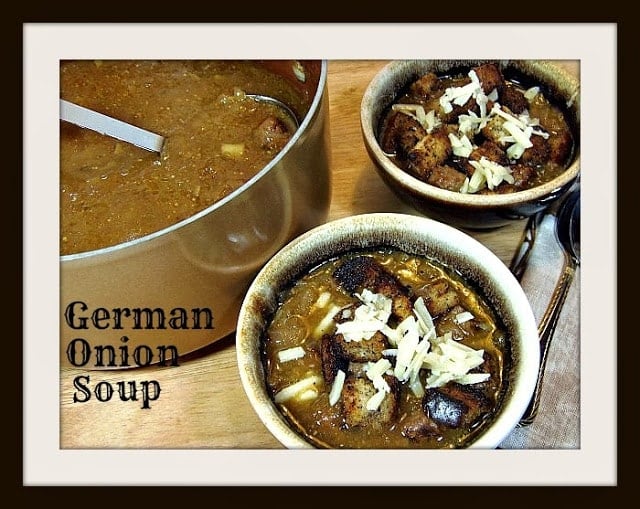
481,114,510,146
333,256,413,321
547,129,574,165
333,330,389,363
408,71,442,101
415,279,460,317
380,111,427,158
423,382,491,428
473,62,505,95
341,374,400,428
426,164,467,192
470,140,509,166
499,84,528,114
320,333,348,384
520,135,551,167
435,304,479,340
406,128,452,179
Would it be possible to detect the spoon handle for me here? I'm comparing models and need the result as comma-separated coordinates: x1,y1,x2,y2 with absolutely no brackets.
518,257,578,426
60,99,165,154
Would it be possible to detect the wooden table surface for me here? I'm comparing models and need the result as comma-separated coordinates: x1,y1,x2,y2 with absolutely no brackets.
60,60,578,449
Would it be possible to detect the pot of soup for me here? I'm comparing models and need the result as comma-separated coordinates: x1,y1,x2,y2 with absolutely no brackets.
60,60,331,369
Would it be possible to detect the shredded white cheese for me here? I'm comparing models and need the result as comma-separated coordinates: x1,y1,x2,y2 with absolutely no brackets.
335,289,392,342
298,388,319,401
422,333,487,388
458,111,483,136
274,375,322,403
319,290,489,411
366,389,387,411
365,358,393,380
392,71,558,195
462,156,515,194
524,86,540,101
437,72,553,194
314,291,331,309
439,70,484,113
313,303,343,337
489,104,549,161
448,132,474,158
454,311,475,325
277,346,306,363
328,369,346,406
392,104,441,134
365,294,488,394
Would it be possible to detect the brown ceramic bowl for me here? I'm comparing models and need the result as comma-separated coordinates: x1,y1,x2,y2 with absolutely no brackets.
236,213,540,449
361,60,580,229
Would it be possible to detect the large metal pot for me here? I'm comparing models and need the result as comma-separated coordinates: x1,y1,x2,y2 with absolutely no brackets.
61,60,331,370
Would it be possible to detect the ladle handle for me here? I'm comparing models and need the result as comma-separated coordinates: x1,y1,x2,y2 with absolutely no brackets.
60,99,165,154
518,258,577,426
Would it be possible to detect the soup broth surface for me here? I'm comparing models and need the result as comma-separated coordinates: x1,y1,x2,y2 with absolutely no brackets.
61,60,299,255
263,249,510,449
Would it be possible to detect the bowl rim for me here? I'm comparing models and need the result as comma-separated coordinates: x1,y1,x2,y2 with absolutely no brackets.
360,59,580,209
236,212,540,449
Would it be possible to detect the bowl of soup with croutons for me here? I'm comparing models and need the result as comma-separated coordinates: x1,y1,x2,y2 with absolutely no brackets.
236,213,540,449
361,60,580,229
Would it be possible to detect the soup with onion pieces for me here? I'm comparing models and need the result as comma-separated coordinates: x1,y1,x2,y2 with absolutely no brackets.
262,248,511,449
378,62,575,195
60,60,300,255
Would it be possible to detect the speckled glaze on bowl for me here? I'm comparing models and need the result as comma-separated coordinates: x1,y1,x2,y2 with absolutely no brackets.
236,213,540,449
361,60,580,229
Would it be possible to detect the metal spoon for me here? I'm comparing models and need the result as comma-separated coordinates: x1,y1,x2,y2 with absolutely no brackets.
246,94,300,131
60,94,299,154
518,187,581,426
60,99,166,154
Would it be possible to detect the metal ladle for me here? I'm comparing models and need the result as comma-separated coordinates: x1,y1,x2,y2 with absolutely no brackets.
60,94,299,154
518,187,581,426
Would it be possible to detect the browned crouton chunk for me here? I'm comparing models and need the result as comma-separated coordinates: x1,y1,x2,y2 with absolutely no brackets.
480,114,509,146
333,331,389,363
435,304,479,340
342,374,400,428
426,165,467,192
320,333,348,384
520,135,551,167
346,362,369,378
423,382,491,429
500,84,528,114
439,96,478,124
547,129,574,165
510,163,537,189
401,412,440,440
408,72,442,100
333,256,413,321
406,128,452,179
380,111,427,157
461,140,509,176
473,62,505,95
415,279,460,317
472,140,509,165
